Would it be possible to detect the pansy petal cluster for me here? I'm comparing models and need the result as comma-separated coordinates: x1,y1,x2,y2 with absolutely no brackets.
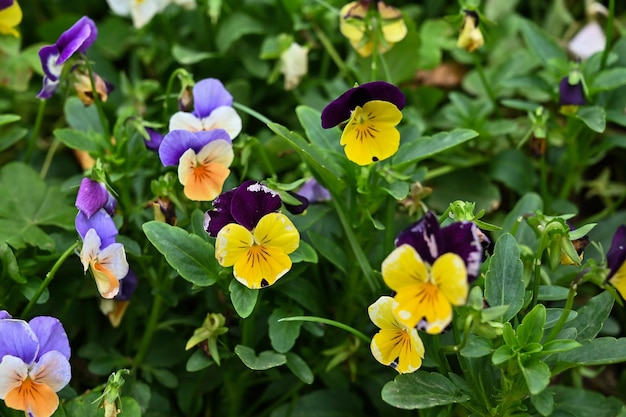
382,211,482,333
204,181,300,289
606,225,626,299
0,0,22,37
321,81,404,166
75,178,129,299
457,10,484,52
169,78,242,140
0,312,71,417
368,296,425,373
159,129,234,201
37,16,97,99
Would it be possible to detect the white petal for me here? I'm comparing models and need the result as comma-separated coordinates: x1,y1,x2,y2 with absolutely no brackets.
169,112,203,132
197,139,234,167
98,243,129,280
0,356,27,399
280,42,309,90
105,0,131,16
201,106,242,139
30,351,71,393
80,229,102,272
568,21,606,60
177,148,198,186
131,0,162,28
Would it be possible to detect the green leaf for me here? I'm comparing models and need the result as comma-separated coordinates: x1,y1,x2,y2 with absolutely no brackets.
520,358,551,395
0,114,20,126
484,233,525,322
53,128,105,153
0,242,25,283
550,386,623,417
381,181,409,200
492,345,514,365
460,335,494,358
564,291,613,341
307,230,347,273
19,277,49,304
296,105,344,156
426,169,501,214
541,339,581,355
489,149,536,194
64,96,104,133
501,192,543,247
269,306,303,353
0,126,27,152
215,13,266,53
271,389,363,417
285,352,314,384
229,278,258,318
151,368,178,388
142,221,218,286
234,345,286,370
517,304,546,346
391,129,478,169
531,387,554,416
185,350,214,372
381,371,470,409
172,44,219,64
0,162,75,250
576,106,606,133
518,17,568,66
289,240,318,264
545,308,577,329
538,286,570,301
591,68,626,92
557,337,626,365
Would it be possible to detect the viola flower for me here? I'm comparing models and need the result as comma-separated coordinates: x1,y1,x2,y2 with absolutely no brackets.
340,1,407,57
80,228,129,299
369,296,424,373
159,129,234,201
297,178,331,203
280,42,309,91
0,315,71,417
37,16,97,99
73,71,113,106
169,78,242,140
321,81,404,166
457,10,484,52
205,181,300,289
606,225,626,299
100,269,138,327
143,127,164,152
559,74,586,115
0,0,22,37
75,178,116,218
382,212,483,333
105,0,169,29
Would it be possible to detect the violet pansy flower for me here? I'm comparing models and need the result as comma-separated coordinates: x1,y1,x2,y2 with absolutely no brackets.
0,315,71,417
606,225,626,299
298,178,331,203
159,129,234,201
143,127,164,152
559,76,586,107
204,181,300,289
169,78,242,140
37,16,97,99
75,178,116,218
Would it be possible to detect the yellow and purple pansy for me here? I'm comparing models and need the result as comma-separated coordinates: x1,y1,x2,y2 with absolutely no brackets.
368,296,425,374
37,16,97,99
606,225,626,299
559,75,586,107
159,129,234,201
321,81,405,166
0,312,71,417
0,0,22,37
382,211,483,333
169,78,242,140
204,181,300,289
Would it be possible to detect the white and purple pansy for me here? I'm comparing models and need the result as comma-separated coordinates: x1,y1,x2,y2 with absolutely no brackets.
169,78,242,140
37,16,97,99
0,314,71,417
159,129,234,202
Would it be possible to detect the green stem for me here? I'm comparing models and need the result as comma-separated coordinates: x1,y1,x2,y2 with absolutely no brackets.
21,242,78,318
545,282,577,342
163,68,190,120
600,0,615,70
279,315,371,344
312,24,359,82
39,139,61,179
132,294,164,372
24,100,47,163
233,102,273,125
84,58,111,140
473,54,497,111
530,253,543,309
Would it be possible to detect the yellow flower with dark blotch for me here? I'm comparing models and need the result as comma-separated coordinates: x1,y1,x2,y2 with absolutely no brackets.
457,10,484,52
382,244,469,333
339,1,407,57
0,0,22,37
369,296,424,373
606,225,626,299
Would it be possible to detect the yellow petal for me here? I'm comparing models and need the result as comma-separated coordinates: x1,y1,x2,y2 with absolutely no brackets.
0,1,22,37
340,100,402,165
382,244,429,290
215,223,253,267
368,295,401,330
92,261,120,299
393,281,452,331
233,244,293,289
379,3,407,43
610,261,626,300
371,327,424,373
253,213,300,255
5,378,59,417
432,253,469,306
339,2,367,41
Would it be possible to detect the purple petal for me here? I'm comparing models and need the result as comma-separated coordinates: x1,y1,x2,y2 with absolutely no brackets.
38,45,62,81
76,178,109,218
204,189,236,237
439,221,483,281
144,128,164,152
28,317,71,360
0,0,13,11
298,178,331,203
55,16,98,64
559,77,586,106
0,320,39,364
231,181,282,230
192,78,234,119
114,270,138,301
395,211,441,266
321,81,405,128
0,310,11,320
30,350,71,392
75,210,118,248
158,129,231,166
607,225,626,280
283,191,309,215
37,75,60,99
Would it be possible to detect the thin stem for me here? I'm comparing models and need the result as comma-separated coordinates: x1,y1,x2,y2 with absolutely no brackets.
132,294,164,372
545,281,577,343
472,53,497,112
312,24,359,82
233,102,273,125
24,100,47,163
21,242,78,318
84,58,111,140
600,0,615,70
279,315,371,344
39,139,61,179
163,68,190,120
530,254,542,309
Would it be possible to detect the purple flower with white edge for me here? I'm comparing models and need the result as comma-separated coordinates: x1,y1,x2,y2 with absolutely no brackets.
606,225,626,300
37,16,97,99
0,315,71,417
169,78,242,140
75,209,118,249
143,127,164,152
75,178,116,218
159,129,234,201
298,178,331,203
